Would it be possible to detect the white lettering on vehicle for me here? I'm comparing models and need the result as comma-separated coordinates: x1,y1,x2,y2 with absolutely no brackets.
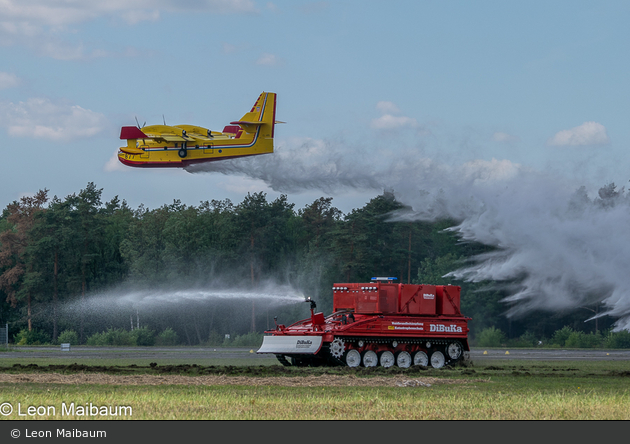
389,321,424,331
429,324,463,333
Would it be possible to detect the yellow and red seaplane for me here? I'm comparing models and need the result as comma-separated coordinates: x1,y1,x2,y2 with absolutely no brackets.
118,92,278,168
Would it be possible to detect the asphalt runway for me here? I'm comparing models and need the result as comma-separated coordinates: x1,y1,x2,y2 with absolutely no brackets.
3,346,272,362
469,348,630,361
4,346,630,362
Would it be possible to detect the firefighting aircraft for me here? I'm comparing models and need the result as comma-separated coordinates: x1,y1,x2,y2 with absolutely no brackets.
118,92,278,168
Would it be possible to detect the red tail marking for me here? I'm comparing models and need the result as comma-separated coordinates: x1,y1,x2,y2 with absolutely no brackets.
120,126,147,139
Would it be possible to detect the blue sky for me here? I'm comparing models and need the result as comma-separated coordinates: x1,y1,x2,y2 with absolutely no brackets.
1,0,629,214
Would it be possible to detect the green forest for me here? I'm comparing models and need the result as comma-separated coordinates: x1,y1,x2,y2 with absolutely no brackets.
0,182,616,346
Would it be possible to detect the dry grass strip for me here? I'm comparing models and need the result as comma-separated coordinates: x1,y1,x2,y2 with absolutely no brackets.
0,373,473,387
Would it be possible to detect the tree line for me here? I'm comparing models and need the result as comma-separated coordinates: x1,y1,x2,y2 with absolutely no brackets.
0,182,614,345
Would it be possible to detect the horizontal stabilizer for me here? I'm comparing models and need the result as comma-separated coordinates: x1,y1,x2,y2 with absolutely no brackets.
229,121,264,126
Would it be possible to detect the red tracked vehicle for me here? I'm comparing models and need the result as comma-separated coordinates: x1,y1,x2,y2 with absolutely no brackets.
257,278,471,368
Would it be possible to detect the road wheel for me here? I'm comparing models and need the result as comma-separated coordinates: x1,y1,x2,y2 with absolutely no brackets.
362,350,378,367
430,350,446,369
379,350,395,368
446,341,463,361
413,351,429,366
396,351,412,368
345,349,361,368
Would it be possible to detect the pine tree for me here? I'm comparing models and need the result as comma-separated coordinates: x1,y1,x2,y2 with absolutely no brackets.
0,190,48,331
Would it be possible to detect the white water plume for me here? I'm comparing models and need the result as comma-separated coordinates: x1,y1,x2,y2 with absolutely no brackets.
64,281,306,318
187,139,630,331
115,286,306,308
185,138,384,193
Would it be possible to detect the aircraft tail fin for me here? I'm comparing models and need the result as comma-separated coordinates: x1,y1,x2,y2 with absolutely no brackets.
230,92,277,137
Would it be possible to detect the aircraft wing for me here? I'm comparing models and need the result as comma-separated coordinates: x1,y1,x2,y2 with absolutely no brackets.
174,125,216,143
120,123,225,143
183,133,212,142
120,125,188,142
140,125,191,142
150,134,188,142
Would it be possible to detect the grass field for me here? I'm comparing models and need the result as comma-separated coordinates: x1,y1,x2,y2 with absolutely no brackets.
0,353,629,420
1,376,629,420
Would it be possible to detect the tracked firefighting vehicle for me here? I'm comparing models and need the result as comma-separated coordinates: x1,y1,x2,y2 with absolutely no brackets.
257,278,471,368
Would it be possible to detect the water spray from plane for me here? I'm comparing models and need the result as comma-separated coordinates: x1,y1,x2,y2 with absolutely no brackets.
187,139,630,331
186,138,385,193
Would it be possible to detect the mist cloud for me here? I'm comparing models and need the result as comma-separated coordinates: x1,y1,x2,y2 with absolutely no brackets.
187,137,630,330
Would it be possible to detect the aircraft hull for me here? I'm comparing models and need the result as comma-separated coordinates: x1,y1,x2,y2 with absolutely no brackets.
117,150,271,168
